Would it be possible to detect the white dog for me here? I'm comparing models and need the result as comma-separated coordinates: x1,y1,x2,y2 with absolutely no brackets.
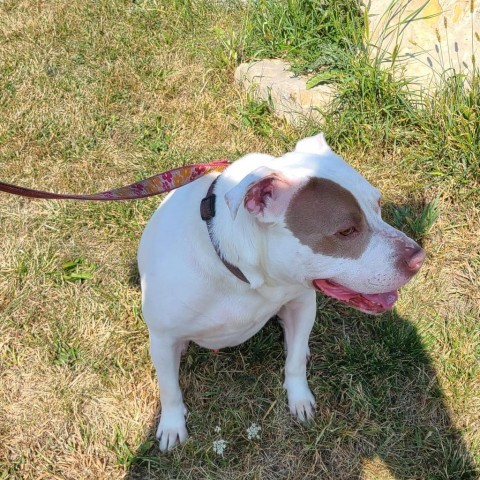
138,134,425,451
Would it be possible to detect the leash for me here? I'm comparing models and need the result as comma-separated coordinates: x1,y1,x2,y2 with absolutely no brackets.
0,158,249,284
0,160,230,201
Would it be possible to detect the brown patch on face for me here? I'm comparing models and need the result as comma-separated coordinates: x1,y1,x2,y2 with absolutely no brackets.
285,178,371,259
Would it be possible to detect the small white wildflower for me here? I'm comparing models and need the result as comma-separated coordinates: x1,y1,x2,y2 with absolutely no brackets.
213,439,227,456
214,425,221,433
246,423,261,440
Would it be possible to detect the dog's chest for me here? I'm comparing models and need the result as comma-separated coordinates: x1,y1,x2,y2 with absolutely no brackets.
189,287,300,350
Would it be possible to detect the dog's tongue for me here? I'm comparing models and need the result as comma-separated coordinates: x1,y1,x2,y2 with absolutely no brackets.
313,279,398,314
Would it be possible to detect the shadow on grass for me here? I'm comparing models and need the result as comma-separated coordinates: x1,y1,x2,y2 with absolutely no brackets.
127,258,141,288
124,305,477,480
122,198,471,478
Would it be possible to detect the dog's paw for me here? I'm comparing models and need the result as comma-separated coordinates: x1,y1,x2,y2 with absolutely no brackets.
156,409,188,452
285,380,316,422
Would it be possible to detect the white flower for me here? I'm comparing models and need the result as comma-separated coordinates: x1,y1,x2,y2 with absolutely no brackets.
246,423,261,440
213,439,227,456
214,425,221,433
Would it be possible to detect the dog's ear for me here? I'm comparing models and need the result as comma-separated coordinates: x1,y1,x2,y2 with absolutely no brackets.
294,132,331,155
225,167,295,221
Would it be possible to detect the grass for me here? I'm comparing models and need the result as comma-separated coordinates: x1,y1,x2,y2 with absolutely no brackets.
0,0,479,479
236,95,275,136
245,0,479,189
386,198,441,246
244,0,363,73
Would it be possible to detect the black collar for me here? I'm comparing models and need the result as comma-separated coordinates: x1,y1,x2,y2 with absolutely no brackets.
200,177,250,284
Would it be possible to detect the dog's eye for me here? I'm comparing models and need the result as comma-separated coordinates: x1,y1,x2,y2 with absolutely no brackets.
337,227,357,237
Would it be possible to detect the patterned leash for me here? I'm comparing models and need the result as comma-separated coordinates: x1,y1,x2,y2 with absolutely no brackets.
0,160,230,201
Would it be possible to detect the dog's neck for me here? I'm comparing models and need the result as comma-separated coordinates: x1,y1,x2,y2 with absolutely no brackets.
200,176,250,284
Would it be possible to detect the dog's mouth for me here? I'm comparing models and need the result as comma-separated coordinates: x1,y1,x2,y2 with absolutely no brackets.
313,279,398,315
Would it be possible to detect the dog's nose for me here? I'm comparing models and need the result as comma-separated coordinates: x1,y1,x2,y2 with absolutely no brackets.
403,245,426,273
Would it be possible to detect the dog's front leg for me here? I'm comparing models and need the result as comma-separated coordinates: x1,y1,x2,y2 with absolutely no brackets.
149,334,188,451
278,290,316,422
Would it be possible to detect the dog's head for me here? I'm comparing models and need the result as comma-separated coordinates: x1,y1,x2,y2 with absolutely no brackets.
224,133,425,314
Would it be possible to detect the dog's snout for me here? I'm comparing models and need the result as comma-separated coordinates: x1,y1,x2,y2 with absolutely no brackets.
401,244,426,273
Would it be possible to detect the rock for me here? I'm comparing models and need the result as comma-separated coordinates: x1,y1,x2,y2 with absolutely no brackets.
368,0,480,89
234,59,335,125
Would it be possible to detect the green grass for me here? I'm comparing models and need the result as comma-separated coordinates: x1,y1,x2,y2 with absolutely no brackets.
244,0,363,73
236,95,275,136
245,0,479,189
0,0,479,479
387,199,441,245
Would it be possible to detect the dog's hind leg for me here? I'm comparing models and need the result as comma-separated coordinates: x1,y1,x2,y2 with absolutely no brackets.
149,333,188,451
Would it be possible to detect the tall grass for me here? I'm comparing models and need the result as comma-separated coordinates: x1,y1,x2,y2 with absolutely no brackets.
243,0,480,189
244,0,363,72
415,72,480,187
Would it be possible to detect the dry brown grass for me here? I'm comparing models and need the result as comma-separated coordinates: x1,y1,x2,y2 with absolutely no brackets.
1,1,479,479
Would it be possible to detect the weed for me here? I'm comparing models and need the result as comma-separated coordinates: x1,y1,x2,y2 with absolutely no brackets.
110,429,136,467
388,199,441,244
236,95,274,136
136,115,173,153
209,26,246,70
110,429,157,468
53,340,82,367
58,258,97,283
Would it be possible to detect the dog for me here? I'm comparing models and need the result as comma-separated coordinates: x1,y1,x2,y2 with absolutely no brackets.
138,133,425,451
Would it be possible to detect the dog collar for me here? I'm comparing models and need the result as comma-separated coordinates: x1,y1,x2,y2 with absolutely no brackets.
200,177,250,284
